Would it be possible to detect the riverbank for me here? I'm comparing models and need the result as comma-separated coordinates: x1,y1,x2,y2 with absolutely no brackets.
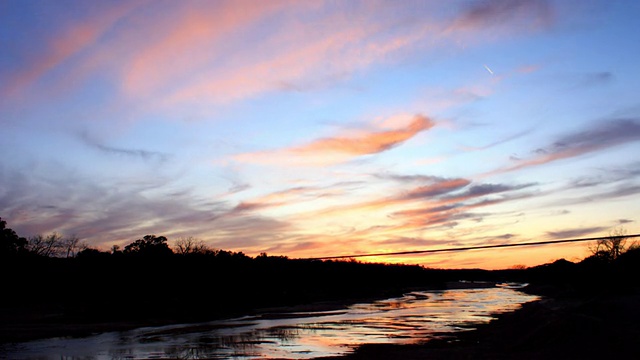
0,285,538,358
0,282,498,345
323,290,640,359
0,290,415,344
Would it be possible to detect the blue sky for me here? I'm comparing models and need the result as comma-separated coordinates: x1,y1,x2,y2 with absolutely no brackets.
1,0,639,268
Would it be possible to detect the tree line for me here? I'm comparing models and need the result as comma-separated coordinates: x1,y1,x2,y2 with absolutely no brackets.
1,217,247,259
3,217,637,262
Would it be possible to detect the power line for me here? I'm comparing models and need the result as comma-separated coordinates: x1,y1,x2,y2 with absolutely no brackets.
304,234,640,260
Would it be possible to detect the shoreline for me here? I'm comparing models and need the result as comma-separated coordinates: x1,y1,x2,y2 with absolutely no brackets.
321,288,640,359
0,282,492,345
4,284,639,359
0,288,427,345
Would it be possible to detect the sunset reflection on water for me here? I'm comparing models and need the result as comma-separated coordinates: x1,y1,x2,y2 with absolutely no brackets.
5,286,538,359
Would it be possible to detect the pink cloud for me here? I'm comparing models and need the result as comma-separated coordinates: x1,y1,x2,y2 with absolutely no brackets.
161,14,407,106
123,1,290,98
1,2,140,98
4,1,556,112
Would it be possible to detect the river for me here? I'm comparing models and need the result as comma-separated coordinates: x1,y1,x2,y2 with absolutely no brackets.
1,284,538,359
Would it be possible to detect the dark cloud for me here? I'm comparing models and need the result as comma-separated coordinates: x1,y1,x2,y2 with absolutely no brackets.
80,132,169,162
400,178,471,200
375,172,444,184
391,204,461,218
568,176,606,189
595,184,640,200
617,219,634,225
95,144,169,162
577,71,614,88
376,237,463,248
565,161,640,191
550,182,640,208
466,233,518,246
454,0,553,30
550,118,640,153
496,118,640,173
546,226,609,240
609,161,640,179
493,233,516,240
447,182,536,200
228,182,251,194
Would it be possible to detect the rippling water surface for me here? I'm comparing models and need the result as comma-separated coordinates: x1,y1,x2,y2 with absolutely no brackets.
2,286,538,359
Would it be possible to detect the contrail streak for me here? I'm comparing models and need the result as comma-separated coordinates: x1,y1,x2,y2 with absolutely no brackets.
483,64,494,75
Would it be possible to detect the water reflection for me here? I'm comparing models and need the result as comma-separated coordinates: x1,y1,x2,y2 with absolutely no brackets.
2,287,538,359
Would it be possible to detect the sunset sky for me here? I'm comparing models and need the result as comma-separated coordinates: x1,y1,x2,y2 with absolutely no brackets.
2,0,639,268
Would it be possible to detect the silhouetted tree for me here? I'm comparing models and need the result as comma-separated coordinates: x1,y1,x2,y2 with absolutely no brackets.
589,228,636,262
28,232,65,257
0,217,28,257
123,235,173,256
174,237,210,255
61,235,85,258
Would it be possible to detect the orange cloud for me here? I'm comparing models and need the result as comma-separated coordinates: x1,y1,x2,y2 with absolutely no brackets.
234,114,434,166
296,115,434,155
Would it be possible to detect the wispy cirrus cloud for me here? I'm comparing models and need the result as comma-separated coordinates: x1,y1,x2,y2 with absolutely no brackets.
546,226,609,240
161,0,554,108
491,118,640,174
234,114,434,166
399,178,471,201
0,163,291,251
290,173,535,243
123,1,290,99
94,144,169,162
231,186,337,213
450,0,553,32
574,71,614,88
1,0,557,116
0,1,141,98
81,133,170,163
460,129,533,151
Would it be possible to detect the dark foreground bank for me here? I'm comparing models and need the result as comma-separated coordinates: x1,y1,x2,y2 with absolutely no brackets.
321,288,640,360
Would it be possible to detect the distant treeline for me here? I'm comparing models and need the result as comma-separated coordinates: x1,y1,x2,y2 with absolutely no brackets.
1,217,639,328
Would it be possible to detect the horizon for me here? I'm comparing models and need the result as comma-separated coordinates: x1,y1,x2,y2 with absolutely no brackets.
1,0,639,269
